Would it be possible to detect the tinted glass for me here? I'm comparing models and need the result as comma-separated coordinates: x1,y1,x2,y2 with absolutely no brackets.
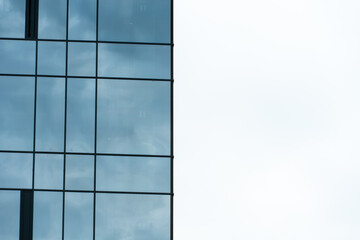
0,153,32,188
0,191,20,240
64,193,93,240
97,156,170,192
97,80,171,155
68,42,96,77
66,78,95,152
0,0,26,38
36,78,65,151
38,0,67,39
35,154,63,190
38,42,66,76
33,191,63,240
99,0,170,43
96,194,170,240
65,155,94,191
98,44,171,79
69,0,96,40
0,76,34,151
0,40,35,74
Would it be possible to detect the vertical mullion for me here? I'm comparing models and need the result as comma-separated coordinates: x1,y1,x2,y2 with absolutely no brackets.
170,0,174,239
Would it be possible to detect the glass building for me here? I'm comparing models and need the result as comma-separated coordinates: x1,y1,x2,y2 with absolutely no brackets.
0,0,173,239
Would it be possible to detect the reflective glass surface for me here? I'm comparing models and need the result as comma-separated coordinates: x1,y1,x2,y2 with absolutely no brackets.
36,78,65,151
97,156,170,192
69,0,96,40
65,155,94,191
99,0,170,43
38,0,67,39
0,191,20,240
66,78,95,152
64,193,93,240
0,76,34,151
96,194,170,240
33,191,63,240
98,44,171,79
35,154,63,190
0,0,26,38
0,40,35,74
38,41,66,76
97,80,171,155
68,42,96,76
0,153,32,188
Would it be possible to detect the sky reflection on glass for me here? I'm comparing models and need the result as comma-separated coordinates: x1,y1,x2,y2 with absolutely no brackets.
0,0,25,38
0,40,35,74
35,154,63,190
68,42,96,76
38,0,67,39
38,42,66,75
65,155,94,191
69,0,96,40
0,191,20,240
0,153,32,189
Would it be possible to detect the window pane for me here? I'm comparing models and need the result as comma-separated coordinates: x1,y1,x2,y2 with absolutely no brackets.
99,0,170,43
64,193,93,240
97,156,170,192
0,76,34,151
65,155,94,191
0,40,35,74
0,153,32,189
68,42,96,77
38,42,66,76
98,80,171,155
38,0,67,39
0,0,26,38
96,194,170,240
0,191,20,240
69,0,96,40
36,78,65,151
33,191,63,240
98,44,171,79
66,78,95,152
35,154,63,190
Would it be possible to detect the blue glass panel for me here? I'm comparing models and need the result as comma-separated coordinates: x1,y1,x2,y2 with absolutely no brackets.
65,155,94,191
0,191,20,240
0,40,35,74
64,193,93,240
96,194,170,240
36,78,65,151
0,153,32,188
98,44,171,79
0,0,26,38
0,76,34,151
33,191,63,240
38,42,66,76
97,80,171,155
35,154,63,190
97,156,170,192
68,43,96,77
69,0,96,40
38,0,67,39
99,0,171,43
66,78,95,152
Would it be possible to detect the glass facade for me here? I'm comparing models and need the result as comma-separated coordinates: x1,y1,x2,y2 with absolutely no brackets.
0,0,173,239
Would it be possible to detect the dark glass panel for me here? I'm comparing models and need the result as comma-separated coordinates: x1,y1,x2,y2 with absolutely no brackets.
65,155,94,191
33,191,63,240
99,0,171,43
69,0,96,40
38,42,66,76
35,154,63,190
38,0,67,39
0,153,32,188
0,76,34,151
66,78,95,153
68,42,96,77
0,191,20,240
97,156,170,192
97,80,171,155
0,40,35,74
36,77,65,151
0,0,26,38
98,43,171,79
96,194,170,240
64,193,93,240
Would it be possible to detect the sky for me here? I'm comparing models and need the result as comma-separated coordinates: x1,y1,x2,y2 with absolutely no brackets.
175,0,360,239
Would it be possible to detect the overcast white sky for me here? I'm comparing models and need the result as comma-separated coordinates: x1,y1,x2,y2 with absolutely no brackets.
174,0,360,239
